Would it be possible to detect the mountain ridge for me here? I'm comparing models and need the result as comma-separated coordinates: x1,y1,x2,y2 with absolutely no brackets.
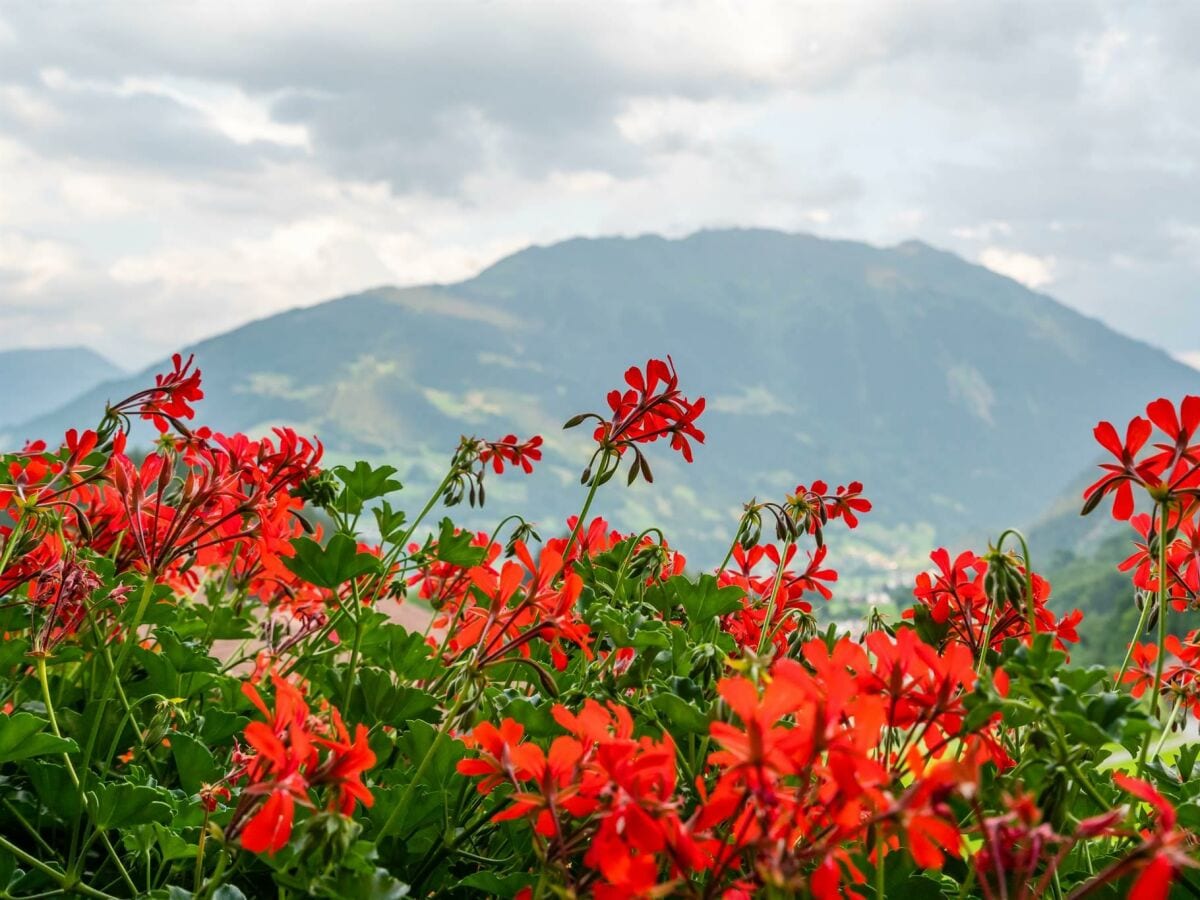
9,229,1195,569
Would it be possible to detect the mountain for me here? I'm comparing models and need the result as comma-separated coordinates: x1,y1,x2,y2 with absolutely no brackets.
10,229,1198,570
0,346,122,429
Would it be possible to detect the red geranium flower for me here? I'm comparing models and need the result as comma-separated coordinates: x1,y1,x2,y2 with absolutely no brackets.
1112,773,1198,899
566,356,705,484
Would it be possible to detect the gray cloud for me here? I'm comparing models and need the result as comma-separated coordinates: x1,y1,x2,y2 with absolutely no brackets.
0,1,1197,365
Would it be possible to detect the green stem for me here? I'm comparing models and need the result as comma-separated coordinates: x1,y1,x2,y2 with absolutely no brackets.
995,528,1037,638
194,810,210,894
196,846,231,900
85,575,156,777
1065,758,1109,809
1153,692,1186,758
0,833,118,900
342,582,365,711
35,657,73,784
1114,589,1156,690
873,824,885,900
0,514,27,579
755,541,794,657
70,576,156,874
975,594,998,674
716,510,753,576
37,658,139,897
293,466,460,678
562,450,613,560
395,468,458,555
1137,501,1172,777
3,798,58,858
78,600,145,769
1150,502,1171,720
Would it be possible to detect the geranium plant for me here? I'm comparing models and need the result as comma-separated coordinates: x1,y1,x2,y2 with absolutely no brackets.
0,354,1196,897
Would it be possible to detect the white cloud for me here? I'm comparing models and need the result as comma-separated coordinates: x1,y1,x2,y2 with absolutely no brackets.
979,247,1057,289
711,386,794,416
1175,351,1200,371
951,220,1012,241
0,232,76,292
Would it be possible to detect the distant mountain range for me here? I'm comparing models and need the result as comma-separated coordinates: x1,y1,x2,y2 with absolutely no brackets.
8,229,1197,571
0,347,122,429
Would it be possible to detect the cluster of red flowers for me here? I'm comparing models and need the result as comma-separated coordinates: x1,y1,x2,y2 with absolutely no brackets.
716,481,869,654
1120,510,1200,611
458,700,706,898
226,674,375,853
121,352,206,434
411,514,686,675
478,434,544,474
599,357,706,461
0,359,324,613
25,553,113,655
705,631,1012,895
446,542,591,672
12,350,1200,897
1122,629,1200,719
457,629,1010,896
565,356,705,484
1082,396,1200,627
1084,396,1200,522
906,547,1082,659
718,542,835,653
786,479,872,541
442,431,544,507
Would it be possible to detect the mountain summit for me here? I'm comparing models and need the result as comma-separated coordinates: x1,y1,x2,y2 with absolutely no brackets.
11,229,1195,564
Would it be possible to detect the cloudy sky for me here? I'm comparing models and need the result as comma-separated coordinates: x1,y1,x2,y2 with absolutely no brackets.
0,1,1197,368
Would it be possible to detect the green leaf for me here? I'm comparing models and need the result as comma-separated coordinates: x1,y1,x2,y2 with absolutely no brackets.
153,823,199,862
495,696,559,737
349,667,440,725
0,637,29,672
135,644,182,698
432,518,486,568
170,732,220,793
284,534,383,589
24,760,81,820
333,461,403,514
1055,711,1111,749
649,693,710,735
660,574,745,628
631,620,672,651
87,781,173,829
1178,744,1199,781
0,712,77,763
361,625,440,681
456,872,533,897
372,500,408,542
199,708,248,744
324,868,409,900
